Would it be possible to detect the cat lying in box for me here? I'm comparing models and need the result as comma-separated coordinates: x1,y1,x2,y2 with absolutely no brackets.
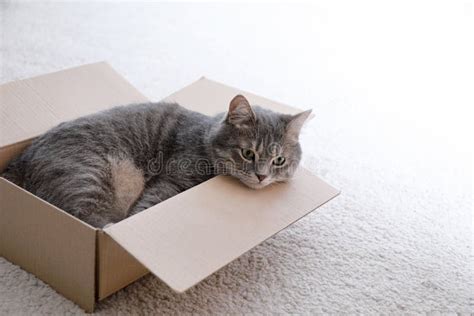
2,95,311,228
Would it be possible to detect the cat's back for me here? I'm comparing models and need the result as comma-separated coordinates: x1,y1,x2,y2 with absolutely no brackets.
33,101,183,149
1,102,187,186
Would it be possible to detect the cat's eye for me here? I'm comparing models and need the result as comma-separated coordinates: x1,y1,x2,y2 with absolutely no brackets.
241,148,255,161
273,156,286,166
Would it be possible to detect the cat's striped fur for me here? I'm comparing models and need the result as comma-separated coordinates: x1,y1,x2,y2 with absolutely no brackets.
2,95,310,227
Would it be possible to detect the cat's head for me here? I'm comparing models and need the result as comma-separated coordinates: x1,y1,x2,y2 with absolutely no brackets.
211,95,311,189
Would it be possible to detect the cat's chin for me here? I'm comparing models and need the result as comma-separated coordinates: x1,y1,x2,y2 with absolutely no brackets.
240,180,269,190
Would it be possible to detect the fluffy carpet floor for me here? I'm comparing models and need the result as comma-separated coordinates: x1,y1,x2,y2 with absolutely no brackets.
0,1,472,314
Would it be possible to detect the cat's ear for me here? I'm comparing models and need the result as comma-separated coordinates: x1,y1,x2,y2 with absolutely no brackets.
286,109,312,140
226,95,256,127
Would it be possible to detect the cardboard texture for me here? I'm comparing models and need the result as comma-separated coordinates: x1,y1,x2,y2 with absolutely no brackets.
164,76,301,115
0,62,339,311
104,168,339,292
0,178,97,311
0,62,147,148
0,62,148,172
97,231,148,300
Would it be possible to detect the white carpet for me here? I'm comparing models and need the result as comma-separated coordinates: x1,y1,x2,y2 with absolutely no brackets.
0,1,472,314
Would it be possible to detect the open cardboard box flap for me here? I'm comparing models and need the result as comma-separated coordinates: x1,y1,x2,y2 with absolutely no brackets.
1,62,339,309
104,168,338,292
0,62,148,148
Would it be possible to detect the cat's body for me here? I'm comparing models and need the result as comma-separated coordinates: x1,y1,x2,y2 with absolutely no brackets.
2,95,310,228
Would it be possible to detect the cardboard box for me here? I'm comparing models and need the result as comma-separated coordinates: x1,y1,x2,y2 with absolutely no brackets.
0,62,339,312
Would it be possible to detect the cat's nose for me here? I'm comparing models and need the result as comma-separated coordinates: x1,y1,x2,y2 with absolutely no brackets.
256,174,267,182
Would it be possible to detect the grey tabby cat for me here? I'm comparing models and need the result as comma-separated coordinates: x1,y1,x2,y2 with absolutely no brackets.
2,95,311,228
